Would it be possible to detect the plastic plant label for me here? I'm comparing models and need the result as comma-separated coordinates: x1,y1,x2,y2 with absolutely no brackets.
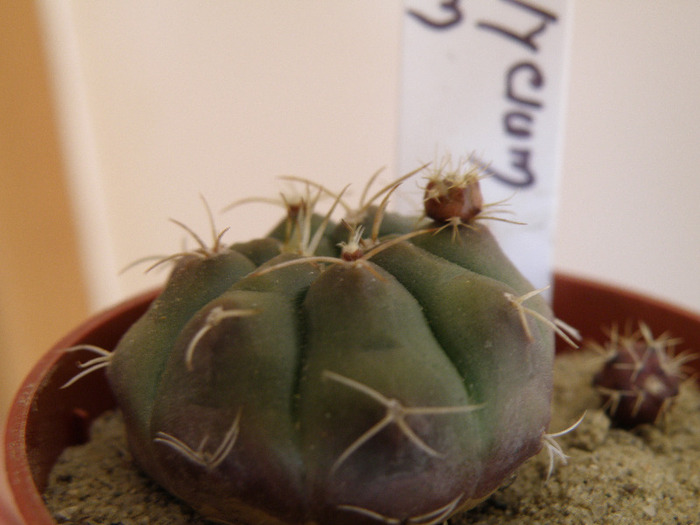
397,0,573,292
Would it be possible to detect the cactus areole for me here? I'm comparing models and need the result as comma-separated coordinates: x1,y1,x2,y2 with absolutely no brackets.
79,165,559,524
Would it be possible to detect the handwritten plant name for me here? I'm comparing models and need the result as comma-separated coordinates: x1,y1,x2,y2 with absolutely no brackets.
408,0,560,188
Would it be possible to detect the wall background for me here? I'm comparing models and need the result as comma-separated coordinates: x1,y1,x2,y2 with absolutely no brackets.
0,2,88,422
2,1,699,418
38,1,407,308
555,2,700,311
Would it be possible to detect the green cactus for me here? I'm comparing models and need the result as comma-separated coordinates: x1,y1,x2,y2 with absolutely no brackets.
65,161,572,524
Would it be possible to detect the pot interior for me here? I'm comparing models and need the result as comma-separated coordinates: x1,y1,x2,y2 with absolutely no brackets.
4,288,159,524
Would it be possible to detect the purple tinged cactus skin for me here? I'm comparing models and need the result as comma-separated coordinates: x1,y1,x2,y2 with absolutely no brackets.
148,255,320,523
299,262,485,522
592,323,696,429
369,241,553,496
81,163,561,524
106,249,257,475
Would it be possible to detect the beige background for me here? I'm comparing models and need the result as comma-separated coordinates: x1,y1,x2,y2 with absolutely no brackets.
2,1,699,421
0,2,88,423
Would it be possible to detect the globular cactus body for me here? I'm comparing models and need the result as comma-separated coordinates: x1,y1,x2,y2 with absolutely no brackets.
81,164,559,524
592,323,696,429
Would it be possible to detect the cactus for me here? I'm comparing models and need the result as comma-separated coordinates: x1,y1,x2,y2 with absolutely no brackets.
65,161,572,524
592,322,697,429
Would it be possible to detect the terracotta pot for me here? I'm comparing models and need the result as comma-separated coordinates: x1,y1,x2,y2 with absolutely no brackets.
2,288,159,525
3,274,700,524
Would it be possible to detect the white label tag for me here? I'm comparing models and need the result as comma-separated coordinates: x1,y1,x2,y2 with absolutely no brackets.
397,0,572,292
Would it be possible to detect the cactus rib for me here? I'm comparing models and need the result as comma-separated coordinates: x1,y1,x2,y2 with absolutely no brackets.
184,306,259,371
323,370,483,473
154,409,242,470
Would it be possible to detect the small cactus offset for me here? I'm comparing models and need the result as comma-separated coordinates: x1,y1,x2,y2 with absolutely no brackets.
67,161,569,524
592,322,697,429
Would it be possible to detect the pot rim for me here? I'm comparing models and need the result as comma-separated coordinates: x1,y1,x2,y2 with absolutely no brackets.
3,287,159,525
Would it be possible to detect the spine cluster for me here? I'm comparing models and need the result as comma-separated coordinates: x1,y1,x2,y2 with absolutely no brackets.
593,322,696,428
